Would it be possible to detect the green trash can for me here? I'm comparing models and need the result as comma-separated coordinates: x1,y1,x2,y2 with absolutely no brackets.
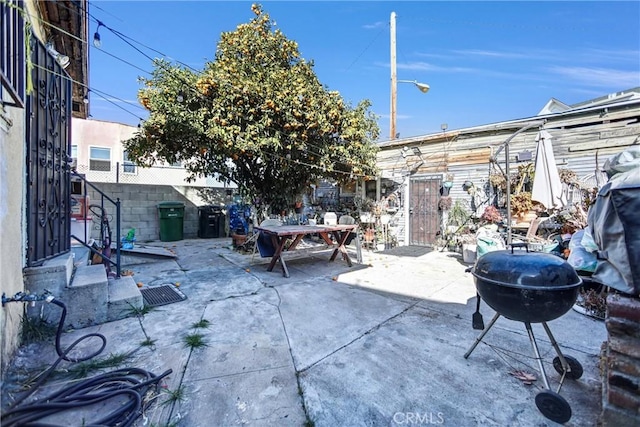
158,202,185,241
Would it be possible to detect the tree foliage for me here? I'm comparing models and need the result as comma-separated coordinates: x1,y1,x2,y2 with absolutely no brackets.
125,4,380,212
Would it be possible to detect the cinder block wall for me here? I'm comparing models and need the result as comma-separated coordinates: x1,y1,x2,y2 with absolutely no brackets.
84,183,229,242
601,294,640,426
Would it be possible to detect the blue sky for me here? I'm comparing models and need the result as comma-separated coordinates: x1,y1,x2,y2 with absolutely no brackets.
88,1,640,140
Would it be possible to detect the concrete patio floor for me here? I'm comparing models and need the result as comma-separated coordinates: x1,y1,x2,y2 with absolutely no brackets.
2,238,606,426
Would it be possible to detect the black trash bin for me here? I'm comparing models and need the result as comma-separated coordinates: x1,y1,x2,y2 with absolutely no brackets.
198,205,225,238
158,202,185,242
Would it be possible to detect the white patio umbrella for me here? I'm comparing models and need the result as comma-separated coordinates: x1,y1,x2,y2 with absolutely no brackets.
531,130,566,210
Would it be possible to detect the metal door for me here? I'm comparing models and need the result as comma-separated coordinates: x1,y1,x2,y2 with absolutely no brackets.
409,176,441,246
26,38,72,265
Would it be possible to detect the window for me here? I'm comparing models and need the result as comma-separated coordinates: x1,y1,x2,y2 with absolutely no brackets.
89,147,111,171
123,150,136,174
70,145,78,168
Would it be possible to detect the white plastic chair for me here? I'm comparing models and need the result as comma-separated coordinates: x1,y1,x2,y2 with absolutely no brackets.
324,212,337,225
260,219,283,227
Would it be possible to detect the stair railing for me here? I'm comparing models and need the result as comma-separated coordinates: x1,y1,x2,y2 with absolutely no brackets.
70,171,121,278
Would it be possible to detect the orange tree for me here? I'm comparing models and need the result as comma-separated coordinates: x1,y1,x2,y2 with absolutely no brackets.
125,4,379,213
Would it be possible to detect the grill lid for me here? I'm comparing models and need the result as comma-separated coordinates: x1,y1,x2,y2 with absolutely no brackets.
472,246,582,290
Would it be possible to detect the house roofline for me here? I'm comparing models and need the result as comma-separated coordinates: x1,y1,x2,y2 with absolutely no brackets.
378,95,640,148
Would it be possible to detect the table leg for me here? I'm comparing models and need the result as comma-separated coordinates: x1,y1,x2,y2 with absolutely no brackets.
266,236,289,274
330,231,353,267
278,255,290,278
318,232,334,246
287,234,304,251
354,230,363,263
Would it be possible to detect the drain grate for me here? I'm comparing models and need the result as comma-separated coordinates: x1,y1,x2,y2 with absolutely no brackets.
140,284,187,307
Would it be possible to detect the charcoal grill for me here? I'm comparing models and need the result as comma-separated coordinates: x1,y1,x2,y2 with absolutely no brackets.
464,243,584,424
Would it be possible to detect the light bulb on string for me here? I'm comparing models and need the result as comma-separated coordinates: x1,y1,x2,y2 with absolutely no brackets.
93,21,103,48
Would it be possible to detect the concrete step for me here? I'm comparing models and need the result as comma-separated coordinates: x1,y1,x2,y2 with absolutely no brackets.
24,250,143,329
107,275,143,322
64,264,109,329
71,245,92,267
24,252,75,323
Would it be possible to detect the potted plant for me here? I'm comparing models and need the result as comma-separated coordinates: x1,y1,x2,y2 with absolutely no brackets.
442,173,454,195
508,163,537,221
480,205,503,224
438,196,452,211
511,192,534,220
448,200,470,229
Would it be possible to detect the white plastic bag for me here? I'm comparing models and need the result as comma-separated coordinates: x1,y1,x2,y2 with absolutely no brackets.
567,229,597,272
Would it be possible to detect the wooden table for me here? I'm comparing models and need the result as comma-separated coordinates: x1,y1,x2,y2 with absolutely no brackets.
254,224,358,278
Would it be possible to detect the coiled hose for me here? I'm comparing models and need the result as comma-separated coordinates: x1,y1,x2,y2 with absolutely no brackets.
1,297,172,427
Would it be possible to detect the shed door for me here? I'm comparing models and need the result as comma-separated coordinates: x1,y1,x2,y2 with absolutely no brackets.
409,176,441,246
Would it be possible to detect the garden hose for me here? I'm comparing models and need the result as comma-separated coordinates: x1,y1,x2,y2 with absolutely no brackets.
1,296,172,427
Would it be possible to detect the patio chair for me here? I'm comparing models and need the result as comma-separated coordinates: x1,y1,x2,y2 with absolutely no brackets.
338,215,362,263
252,219,283,262
323,212,337,225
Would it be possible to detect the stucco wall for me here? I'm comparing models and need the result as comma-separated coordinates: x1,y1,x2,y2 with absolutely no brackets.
72,118,229,188
0,105,27,378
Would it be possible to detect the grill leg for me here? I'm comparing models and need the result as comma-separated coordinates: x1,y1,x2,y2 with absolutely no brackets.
542,321,569,392
525,322,551,390
542,322,568,367
464,313,501,359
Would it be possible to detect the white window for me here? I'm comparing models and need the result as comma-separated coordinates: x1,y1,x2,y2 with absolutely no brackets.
89,147,111,171
70,145,78,169
123,150,137,174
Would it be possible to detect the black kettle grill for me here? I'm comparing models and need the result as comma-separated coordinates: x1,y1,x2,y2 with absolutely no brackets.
464,243,584,424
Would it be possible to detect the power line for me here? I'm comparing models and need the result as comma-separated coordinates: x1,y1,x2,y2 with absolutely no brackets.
106,26,201,73
93,47,152,75
344,22,387,72
54,0,201,72
87,1,123,23
29,62,147,120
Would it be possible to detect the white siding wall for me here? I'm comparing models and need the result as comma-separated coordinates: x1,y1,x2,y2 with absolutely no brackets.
377,102,640,245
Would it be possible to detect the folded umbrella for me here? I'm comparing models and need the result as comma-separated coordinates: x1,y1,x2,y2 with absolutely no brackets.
532,130,566,210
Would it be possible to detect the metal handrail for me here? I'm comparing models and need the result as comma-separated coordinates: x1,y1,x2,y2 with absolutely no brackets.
70,171,121,278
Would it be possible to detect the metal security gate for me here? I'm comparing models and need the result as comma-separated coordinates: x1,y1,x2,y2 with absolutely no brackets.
26,38,72,266
409,175,441,246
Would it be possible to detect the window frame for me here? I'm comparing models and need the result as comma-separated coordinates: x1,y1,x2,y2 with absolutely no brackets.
89,146,111,172
122,150,137,174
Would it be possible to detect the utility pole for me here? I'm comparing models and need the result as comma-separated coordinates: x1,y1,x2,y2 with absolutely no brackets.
390,11,397,140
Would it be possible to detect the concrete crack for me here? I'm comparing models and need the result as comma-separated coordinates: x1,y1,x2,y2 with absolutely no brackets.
298,300,420,373
268,285,314,426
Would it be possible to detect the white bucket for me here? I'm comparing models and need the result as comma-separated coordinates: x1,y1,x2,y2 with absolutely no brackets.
462,244,477,264
70,216,92,244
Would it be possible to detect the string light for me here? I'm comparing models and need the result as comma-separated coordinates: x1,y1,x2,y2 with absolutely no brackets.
93,21,103,48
